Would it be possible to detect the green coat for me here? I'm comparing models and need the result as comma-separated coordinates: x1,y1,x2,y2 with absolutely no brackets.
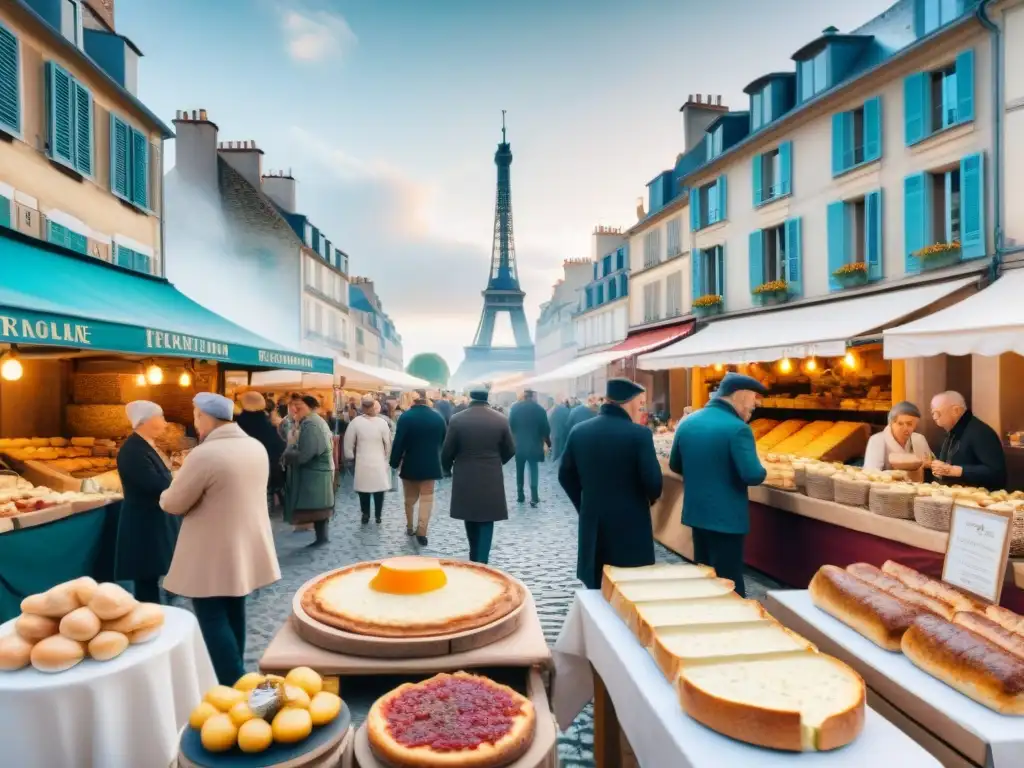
283,412,335,521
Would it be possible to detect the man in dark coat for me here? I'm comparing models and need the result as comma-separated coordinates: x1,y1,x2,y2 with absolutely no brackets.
670,373,768,597
548,400,571,461
559,379,663,589
433,394,454,424
391,389,447,545
565,396,599,435
236,391,286,499
509,389,551,507
441,386,515,564
930,390,1007,490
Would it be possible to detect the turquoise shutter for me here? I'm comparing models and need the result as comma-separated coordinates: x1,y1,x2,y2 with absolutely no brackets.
863,96,882,162
0,23,19,134
47,220,69,248
785,217,803,297
115,244,132,268
0,195,10,229
72,81,92,176
956,49,975,124
110,114,129,199
748,230,764,290
913,0,925,37
903,172,929,273
690,188,700,231
68,230,87,254
717,175,728,221
779,141,792,196
130,128,149,208
46,62,74,165
827,201,848,291
716,246,726,299
752,153,763,206
960,152,985,260
691,247,704,299
831,112,846,176
134,251,151,274
865,189,883,281
904,73,928,145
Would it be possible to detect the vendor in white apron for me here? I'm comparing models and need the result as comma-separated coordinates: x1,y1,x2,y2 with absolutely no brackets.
863,400,933,471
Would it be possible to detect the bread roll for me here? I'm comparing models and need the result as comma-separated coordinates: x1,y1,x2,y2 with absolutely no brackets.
881,561,982,613
985,605,1024,636
88,631,129,661
846,563,955,620
69,576,98,605
30,635,85,673
809,565,929,651
88,583,136,621
0,633,35,671
59,607,102,642
20,584,83,619
15,613,59,642
104,603,164,637
953,612,1024,658
902,614,1024,714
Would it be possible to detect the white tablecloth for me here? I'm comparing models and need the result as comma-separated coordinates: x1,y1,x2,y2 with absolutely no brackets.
0,605,216,768
552,590,941,768
771,590,1024,768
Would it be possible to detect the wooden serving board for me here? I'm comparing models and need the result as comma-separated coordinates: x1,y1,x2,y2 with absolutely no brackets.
291,568,528,659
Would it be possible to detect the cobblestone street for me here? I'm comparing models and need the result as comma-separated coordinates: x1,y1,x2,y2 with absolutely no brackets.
231,462,780,767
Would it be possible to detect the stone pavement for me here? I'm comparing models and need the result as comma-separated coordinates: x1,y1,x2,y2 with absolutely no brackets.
228,462,780,768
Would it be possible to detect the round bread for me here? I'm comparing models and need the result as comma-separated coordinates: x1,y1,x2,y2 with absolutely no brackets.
88,631,129,661
21,585,82,618
15,613,59,642
104,603,164,636
128,625,162,644
30,635,85,673
69,577,98,605
88,583,137,621
59,607,102,642
0,633,35,671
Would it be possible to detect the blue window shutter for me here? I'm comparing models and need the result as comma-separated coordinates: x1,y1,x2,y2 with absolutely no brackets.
115,244,133,268
72,81,92,176
785,217,803,297
752,154,763,207
866,189,884,281
690,188,700,231
0,23,19,135
0,195,10,229
748,230,764,290
827,201,848,291
691,248,704,299
904,72,928,145
46,62,74,165
864,96,882,162
716,246,726,299
779,141,792,196
904,173,929,273
956,49,975,124
109,114,129,199
68,230,87,254
831,112,846,176
960,152,985,260
913,0,926,37
718,176,727,221
47,220,69,248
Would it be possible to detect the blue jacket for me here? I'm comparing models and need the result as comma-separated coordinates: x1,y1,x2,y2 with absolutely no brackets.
670,398,766,535
565,405,598,434
559,404,663,589
390,404,447,481
509,399,551,462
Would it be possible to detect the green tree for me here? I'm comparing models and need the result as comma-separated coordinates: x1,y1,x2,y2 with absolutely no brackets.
406,353,450,386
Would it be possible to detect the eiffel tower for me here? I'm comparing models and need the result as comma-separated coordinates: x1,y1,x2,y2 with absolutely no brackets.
452,112,534,387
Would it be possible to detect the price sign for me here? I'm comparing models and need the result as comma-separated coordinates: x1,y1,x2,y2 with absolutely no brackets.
941,504,1013,605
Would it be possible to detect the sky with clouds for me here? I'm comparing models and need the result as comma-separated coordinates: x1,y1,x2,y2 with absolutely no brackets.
119,0,894,371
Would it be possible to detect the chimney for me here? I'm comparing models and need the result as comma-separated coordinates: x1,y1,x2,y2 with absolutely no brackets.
172,109,219,194
261,168,298,213
678,94,730,153
217,139,264,190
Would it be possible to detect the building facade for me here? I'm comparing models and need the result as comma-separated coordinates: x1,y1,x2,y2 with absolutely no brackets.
533,258,593,376
349,278,403,371
998,0,1024,259
571,229,629,395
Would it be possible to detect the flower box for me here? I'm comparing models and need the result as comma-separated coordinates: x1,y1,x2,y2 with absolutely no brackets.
752,290,789,307
693,303,722,318
835,270,869,288
920,248,962,271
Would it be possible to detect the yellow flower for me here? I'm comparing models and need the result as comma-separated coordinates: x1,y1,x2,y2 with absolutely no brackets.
833,262,868,276
751,280,788,294
913,241,961,259
693,294,723,307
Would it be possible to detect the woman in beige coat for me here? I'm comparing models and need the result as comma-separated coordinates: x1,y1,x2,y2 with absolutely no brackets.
161,392,281,684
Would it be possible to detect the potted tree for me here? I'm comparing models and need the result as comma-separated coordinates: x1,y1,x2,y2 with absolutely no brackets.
692,294,723,317
751,280,789,306
832,262,869,288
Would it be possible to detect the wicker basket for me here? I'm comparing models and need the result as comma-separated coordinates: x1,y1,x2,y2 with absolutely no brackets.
805,471,836,501
833,475,870,508
1011,511,1024,558
793,462,808,490
913,495,954,531
868,485,916,519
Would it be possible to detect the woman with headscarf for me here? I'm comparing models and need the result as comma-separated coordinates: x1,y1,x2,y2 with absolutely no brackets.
283,395,337,546
114,401,180,604
236,391,286,505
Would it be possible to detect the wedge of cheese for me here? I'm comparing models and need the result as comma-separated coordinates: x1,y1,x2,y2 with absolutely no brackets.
678,651,866,752
632,595,765,647
652,620,815,681
609,577,735,626
600,563,714,602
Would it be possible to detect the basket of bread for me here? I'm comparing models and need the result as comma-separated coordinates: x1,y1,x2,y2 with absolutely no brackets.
867,483,917,519
832,472,871,508
804,464,839,501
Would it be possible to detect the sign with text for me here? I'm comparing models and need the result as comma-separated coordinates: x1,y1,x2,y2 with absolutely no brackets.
941,503,1013,605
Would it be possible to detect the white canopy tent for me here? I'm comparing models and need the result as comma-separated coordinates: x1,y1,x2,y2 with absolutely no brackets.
463,371,531,393
884,269,1024,358
335,357,430,390
638,278,976,370
519,350,622,387
247,370,336,390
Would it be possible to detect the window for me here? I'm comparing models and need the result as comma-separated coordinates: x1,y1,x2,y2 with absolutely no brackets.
643,228,661,268
800,50,829,102
313,304,323,334
61,0,82,48
905,50,974,145
593,262,598,280
753,142,792,206
620,273,628,297
706,126,724,159
930,65,958,132
112,243,151,274
666,272,683,317
47,220,87,254
110,114,150,208
749,219,804,297
304,223,313,248
602,253,612,277
928,168,962,245
616,247,626,270
327,312,336,341
751,92,762,131
762,225,787,283
585,287,594,309
850,198,867,264
596,284,605,305
692,177,727,231
921,0,962,36
666,217,682,258
827,192,883,288
832,97,882,175
643,282,662,323
0,23,20,136
608,278,618,301
45,62,93,176
356,327,365,345
303,299,312,331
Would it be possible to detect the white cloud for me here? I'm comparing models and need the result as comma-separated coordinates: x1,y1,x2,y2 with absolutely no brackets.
281,6,357,63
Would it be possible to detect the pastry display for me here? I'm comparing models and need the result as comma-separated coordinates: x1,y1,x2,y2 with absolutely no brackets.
757,420,808,450
366,672,536,768
299,557,523,638
0,578,161,672
632,595,766,647
0,478,120,523
0,436,119,479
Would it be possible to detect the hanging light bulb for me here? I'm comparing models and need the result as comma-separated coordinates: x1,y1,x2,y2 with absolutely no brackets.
713,363,724,373
178,371,192,388
843,351,857,370
779,358,793,374
135,373,147,386
805,358,818,372
0,351,23,382
146,364,163,385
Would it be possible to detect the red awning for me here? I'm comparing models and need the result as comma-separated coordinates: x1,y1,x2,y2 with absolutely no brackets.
610,321,694,357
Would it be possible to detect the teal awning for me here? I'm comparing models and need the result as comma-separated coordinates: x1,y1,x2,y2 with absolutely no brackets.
0,235,333,374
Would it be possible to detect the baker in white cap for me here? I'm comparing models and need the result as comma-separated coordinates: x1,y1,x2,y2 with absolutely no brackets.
160,391,281,685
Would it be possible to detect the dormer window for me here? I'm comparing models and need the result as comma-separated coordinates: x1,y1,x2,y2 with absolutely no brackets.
61,0,83,48
799,50,829,101
706,126,724,159
751,83,774,131
921,0,961,36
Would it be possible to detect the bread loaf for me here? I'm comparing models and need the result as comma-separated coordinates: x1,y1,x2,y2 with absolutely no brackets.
846,563,955,620
809,565,929,651
59,607,102,642
68,576,98,605
88,583,136,621
881,561,982,613
14,613,59,642
105,603,164,643
21,585,82,618
0,633,35,671
953,612,1024,658
633,596,765,647
610,578,735,625
985,605,1024,636
30,635,86,673
88,631,129,661
902,614,1024,714
600,563,714,602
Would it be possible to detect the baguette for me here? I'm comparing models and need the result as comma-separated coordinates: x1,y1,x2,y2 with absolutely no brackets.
902,614,1024,714
809,565,929,651
846,563,955,620
985,605,1024,637
954,612,1024,658
881,560,983,613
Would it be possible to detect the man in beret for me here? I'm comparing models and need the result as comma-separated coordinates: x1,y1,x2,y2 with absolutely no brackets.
559,379,663,589
670,372,768,597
